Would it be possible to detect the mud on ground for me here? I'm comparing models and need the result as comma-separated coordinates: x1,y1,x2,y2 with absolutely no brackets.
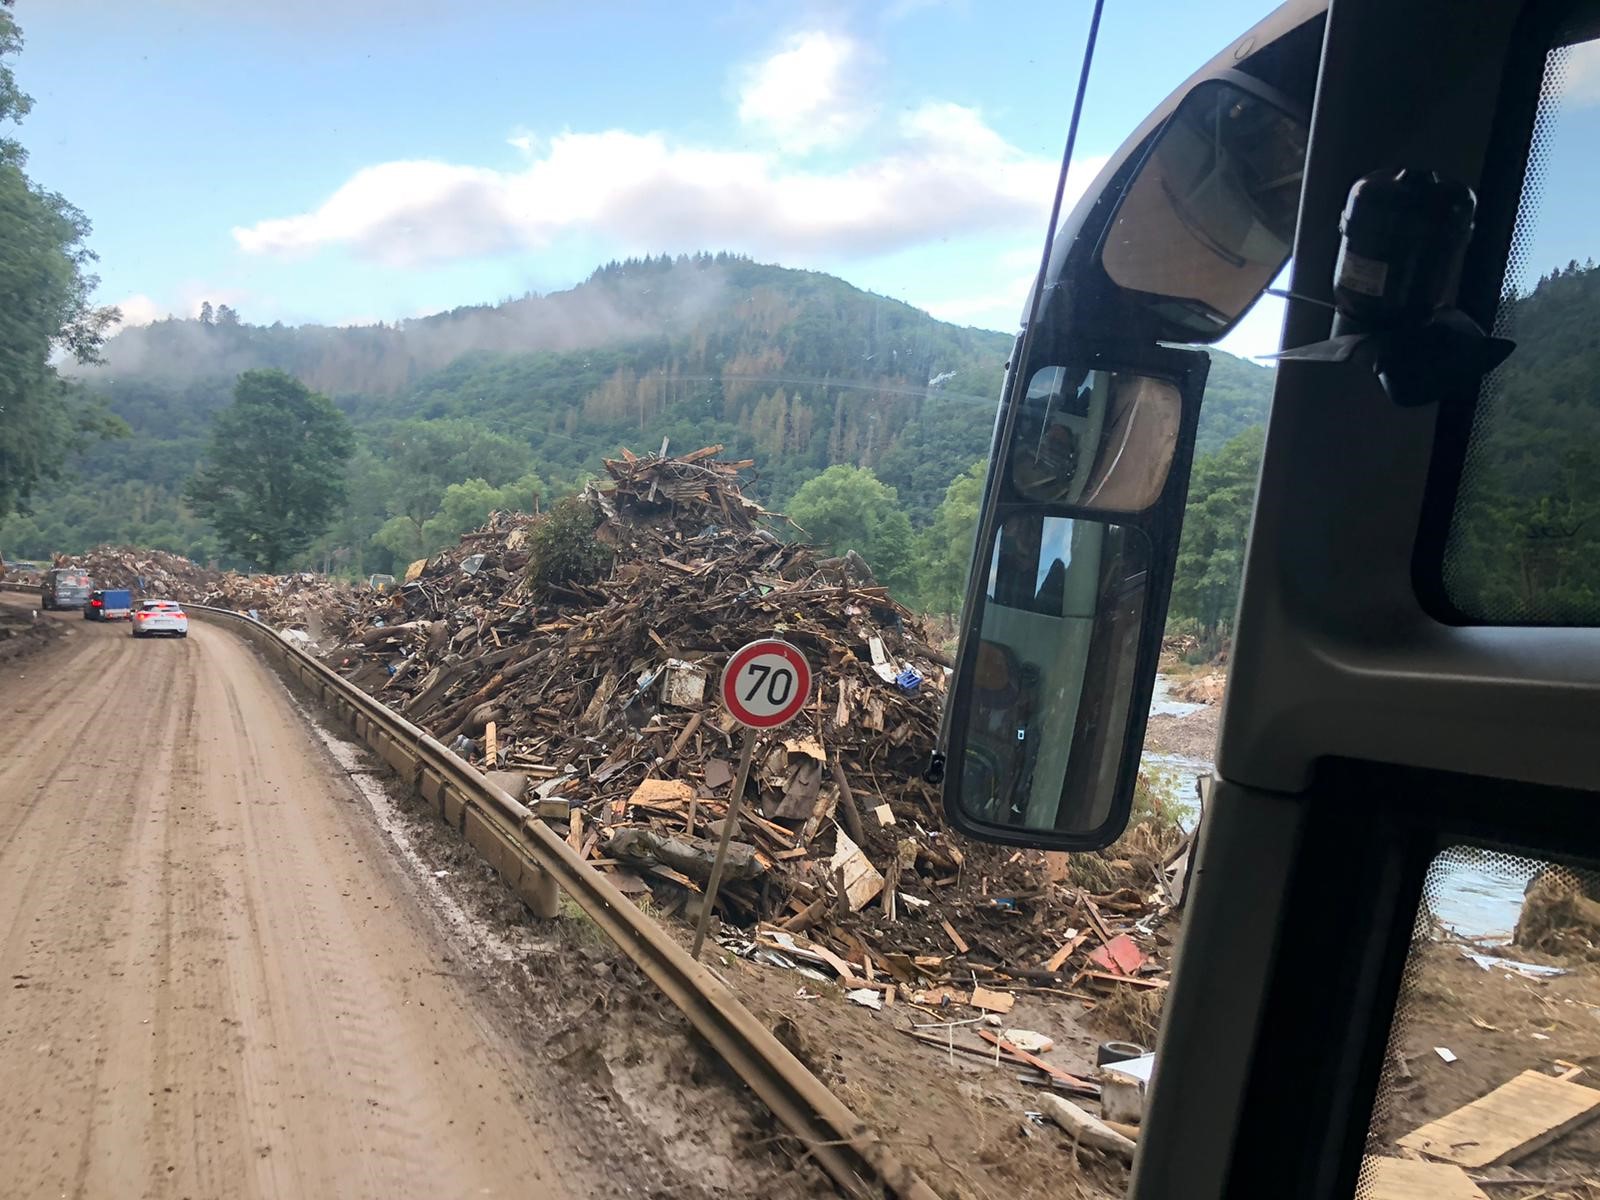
1368,939,1600,1197
306,695,837,1200
347,723,1151,1200
714,950,1146,1200
287,663,1155,1200
1141,705,1220,763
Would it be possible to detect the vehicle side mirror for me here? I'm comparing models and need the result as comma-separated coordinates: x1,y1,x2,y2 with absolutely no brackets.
1100,76,1307,341
939,350,1208,848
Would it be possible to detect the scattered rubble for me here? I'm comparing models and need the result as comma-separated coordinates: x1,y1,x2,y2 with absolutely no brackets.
320,446,1185,1020
1166,671,1226,705
196,572,359,648
1514,866,1600,959
0,593,66,664
65,546,220,597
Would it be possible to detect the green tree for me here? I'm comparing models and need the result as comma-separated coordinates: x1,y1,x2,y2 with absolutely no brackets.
185,369,355,570
787,464,916,593
199,300,214,326
381,419,530,521
0,0,121,522
420,472,544,547
912,459,986,616
1169,425,1266,643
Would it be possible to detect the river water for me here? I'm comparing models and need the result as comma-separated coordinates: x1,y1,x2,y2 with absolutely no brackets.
1140,677,1535,943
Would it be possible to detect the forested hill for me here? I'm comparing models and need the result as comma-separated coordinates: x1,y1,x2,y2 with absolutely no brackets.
13,253,1276,578
87,253,1014,404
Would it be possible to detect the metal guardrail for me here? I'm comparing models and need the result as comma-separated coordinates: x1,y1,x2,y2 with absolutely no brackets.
186,604,940,1200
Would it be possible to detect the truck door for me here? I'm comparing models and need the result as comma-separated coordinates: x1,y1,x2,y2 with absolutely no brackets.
941,0,1600,1197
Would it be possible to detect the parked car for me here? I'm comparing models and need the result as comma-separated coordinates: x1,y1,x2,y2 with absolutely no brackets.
130,599,188,638
41,568,93,610
85,588,133,621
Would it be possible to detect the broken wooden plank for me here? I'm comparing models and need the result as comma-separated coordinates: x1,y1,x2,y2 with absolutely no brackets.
968,985,1014,1014
647,865,703,892
939,917,970,955
831,827,884,911
829,752,868,845
625,778,696,808
1079,890,1114,944
1359,1157,1487,1200
1044,930,1087,972
975,1030,1074,1081
1397,1070,1600,1168
1079,971,1167,990
661,711,703,764
1037,1094,1134,1164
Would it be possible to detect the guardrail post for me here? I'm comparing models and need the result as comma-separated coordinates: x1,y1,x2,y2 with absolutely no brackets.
483,771,559,919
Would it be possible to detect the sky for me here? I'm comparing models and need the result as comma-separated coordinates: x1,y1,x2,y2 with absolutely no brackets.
10,0,1309,355
15,0,1600,366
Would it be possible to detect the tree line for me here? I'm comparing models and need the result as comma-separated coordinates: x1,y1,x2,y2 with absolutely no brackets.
164,363,1265,648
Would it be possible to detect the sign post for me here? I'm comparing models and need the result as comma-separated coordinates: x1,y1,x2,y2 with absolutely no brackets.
691,638,812,960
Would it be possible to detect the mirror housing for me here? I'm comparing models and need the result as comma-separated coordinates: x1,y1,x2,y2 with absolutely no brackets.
939,346,1209,849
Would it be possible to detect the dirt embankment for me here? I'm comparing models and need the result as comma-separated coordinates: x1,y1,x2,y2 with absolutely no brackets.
0,589,68,666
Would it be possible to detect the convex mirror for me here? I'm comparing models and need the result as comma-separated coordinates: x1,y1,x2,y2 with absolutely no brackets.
1101,78,1307,339
1010,367,1181,511
941,351,1209,849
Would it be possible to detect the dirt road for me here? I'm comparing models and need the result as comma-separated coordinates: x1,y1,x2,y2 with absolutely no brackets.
0,607,592,1199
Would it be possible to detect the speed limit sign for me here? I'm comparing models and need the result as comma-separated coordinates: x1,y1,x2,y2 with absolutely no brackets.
694,637,813,958
720,638,812,729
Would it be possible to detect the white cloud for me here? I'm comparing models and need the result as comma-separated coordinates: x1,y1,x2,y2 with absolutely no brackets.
108,286,254,327
111,293,165,327
1561,39,1600,107
234,102,1065,268
921,276,1033,328
914,159,1109,329
736,31,865,154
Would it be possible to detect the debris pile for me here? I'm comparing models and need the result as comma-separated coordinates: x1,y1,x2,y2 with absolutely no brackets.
1514,866,1600,959
322,447,1183,1012
197,572,360,648
66,546,220,597
0,593,65,663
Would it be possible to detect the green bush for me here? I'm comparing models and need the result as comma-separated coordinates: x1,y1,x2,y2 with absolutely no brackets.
525,496,611,591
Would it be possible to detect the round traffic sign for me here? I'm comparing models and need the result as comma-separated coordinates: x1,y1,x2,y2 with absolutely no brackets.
720,639,812,729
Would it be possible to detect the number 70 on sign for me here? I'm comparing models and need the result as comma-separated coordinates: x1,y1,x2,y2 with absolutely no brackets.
719,639,812,729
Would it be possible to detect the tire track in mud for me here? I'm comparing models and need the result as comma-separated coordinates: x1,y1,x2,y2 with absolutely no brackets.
0,618,591,1199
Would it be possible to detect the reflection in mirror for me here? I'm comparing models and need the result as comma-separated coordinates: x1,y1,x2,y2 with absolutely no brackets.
958,514,1150,837
1102,79,1307,337
1010,367,1180,510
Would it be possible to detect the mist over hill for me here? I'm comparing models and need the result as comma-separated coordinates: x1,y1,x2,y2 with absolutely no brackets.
13,253,1278,585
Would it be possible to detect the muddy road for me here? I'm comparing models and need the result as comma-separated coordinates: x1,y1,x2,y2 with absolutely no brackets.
0,603,790,1199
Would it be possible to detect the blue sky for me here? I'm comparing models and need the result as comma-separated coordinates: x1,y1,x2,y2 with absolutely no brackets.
16,0,1287,348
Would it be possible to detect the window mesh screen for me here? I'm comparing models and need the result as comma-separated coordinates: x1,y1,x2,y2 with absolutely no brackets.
1355,846,1600,1195
1441,42,1600,623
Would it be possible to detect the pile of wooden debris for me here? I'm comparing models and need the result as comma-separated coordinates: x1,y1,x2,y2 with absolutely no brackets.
323,447,1185,1011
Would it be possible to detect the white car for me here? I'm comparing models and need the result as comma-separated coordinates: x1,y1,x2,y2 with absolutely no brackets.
131,599,189,638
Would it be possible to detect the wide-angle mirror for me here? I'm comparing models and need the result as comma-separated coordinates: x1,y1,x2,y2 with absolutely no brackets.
1100,77,1307,339
1010,367,1181,511
955,513,1152,840
940,345,1209,850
